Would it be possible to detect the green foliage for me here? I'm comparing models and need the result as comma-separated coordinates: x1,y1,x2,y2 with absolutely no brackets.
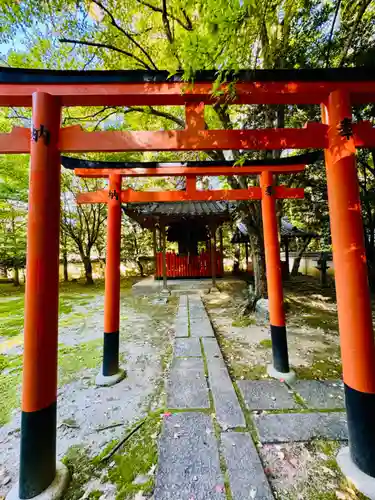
0,0,374,291
0,200,27,277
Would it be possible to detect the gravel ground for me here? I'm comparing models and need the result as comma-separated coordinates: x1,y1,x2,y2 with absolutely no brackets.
0,289,176,497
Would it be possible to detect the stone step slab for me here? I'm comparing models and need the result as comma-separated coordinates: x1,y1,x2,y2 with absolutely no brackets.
174,338,202,357
167,358,209,409
221,432,274,499
255,411,348,443
238,380,301,411
290,380,345,410
154,412,226,500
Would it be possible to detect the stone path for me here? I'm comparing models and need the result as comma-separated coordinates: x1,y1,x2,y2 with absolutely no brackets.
155,294,348,500
155,294,273,500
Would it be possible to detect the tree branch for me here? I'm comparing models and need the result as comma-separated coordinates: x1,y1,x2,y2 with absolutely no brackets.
126,106,185,128
339,0,373,66
181,9,193,30
93,110,119,130
325,0,342,67
92,0,159,70
135,0,193,31
59,38,153,70
162,0,173,43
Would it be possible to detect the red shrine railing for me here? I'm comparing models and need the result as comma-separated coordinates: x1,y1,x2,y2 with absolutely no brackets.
155,251,223,278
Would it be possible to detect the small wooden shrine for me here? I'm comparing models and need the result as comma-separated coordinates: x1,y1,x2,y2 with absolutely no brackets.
124,201,230,279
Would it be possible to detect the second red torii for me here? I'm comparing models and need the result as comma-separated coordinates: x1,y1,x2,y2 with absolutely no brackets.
72,160,305,391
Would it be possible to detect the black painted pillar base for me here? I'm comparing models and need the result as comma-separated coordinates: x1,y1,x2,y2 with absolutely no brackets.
270,324,290,373
95,331,126,387
345,384,375,477
19,403,56,499
103,331,119,377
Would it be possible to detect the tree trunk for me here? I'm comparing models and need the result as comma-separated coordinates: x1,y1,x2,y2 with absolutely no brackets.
63,249,69,282
13,266,20,286
136,258,145,277
0,266,7,279
291,237,312,277
82,255,94,284
249,230,267,298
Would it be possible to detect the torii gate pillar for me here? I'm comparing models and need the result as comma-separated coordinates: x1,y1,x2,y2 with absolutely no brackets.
323,90,375,495
96,173,126,386
260,170,295,383
8,93,69,500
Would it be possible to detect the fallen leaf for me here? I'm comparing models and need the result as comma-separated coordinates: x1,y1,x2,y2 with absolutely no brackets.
335,491,347,499
133,492,146,500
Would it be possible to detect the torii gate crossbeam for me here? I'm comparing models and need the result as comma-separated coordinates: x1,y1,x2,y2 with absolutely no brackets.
0,67,374,500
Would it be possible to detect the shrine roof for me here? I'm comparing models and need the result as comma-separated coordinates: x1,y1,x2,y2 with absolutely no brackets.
123,201,231,227
1,66,375,84
61,151,322,170
231,218,318,244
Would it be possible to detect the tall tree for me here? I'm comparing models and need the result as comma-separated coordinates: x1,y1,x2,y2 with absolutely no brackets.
60,172,107,284
0,0,374,293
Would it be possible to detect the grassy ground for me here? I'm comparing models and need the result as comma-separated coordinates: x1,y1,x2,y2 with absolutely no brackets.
203,275,344,381
0,277,177,499
0,278,139,426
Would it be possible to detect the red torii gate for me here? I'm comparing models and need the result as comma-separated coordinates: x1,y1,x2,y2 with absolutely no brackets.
1,67,375,499
69,159,304,386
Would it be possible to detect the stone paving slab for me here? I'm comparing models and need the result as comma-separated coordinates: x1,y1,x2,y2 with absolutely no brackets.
174,338,202,357
190,318,215,337
179,294,188,308
255,411,348,443
189,309,208,319
173,318,189,337
176,307,189,318
207,358,245,428
221,433,274,499
238,380,300,410
167,358,209,409
202,337,223,359
154,412,226,500
291,380,345,409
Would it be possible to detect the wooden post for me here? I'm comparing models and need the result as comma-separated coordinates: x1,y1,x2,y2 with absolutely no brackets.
284,237,290,279
96,173,125,386
152,225,157,277
322,91,375,480
19,92,69,499
219,226,224,275
160,223,169,293
210,225,217,289
260,170,293,378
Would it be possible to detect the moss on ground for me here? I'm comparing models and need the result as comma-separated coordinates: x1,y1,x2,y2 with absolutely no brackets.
62,413,162,500
231,316,256,327
259,339,272,349
0,353,22,425
107,413,161,499
62,445,105,500
286,296,339,332
0,279,111,339
269,440,369,499
216,331,267,380
0,297,25,337
295,350,342,380
58,339,103,386
299,441,368,500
